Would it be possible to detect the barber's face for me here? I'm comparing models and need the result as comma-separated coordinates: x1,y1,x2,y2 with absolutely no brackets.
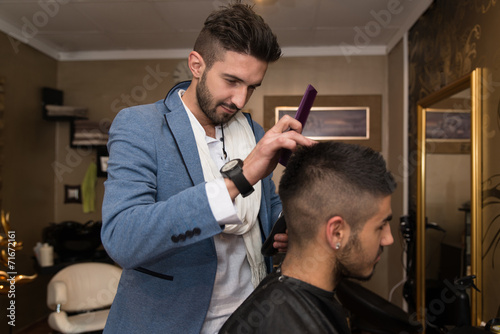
336,195,394,281
196,50,267,125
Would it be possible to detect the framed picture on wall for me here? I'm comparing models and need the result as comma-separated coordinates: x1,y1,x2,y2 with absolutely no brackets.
425,108,470,140
64,185,82,204
424,108,471,154
264,94,382,151
96,146,109,178
275,106,369,140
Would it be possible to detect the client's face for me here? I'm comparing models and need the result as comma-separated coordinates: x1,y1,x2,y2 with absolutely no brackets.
336,195,394,281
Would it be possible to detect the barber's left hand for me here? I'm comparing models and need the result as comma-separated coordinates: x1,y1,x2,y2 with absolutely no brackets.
273,231,288,253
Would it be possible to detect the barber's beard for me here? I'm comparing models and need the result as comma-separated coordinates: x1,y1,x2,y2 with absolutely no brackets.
196,72,239,125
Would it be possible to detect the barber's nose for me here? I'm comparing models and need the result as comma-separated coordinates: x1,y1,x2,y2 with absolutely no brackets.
232,87,248,109
381,224,394,246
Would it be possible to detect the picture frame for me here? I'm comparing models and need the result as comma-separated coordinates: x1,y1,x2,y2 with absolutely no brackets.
96,146,109,177
275,106,369,140
264,94,381,151
64,185,82,204
425,108,470,140
425,108,471,154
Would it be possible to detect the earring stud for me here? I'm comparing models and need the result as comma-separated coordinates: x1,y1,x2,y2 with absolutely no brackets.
335,242,341,250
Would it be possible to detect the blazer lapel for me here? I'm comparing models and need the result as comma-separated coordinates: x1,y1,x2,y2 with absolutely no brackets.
156,88,205,186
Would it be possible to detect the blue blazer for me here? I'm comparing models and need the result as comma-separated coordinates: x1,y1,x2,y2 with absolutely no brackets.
101,82,282,333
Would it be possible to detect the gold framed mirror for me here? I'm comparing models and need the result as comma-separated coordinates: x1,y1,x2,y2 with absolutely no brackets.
416,68,483,330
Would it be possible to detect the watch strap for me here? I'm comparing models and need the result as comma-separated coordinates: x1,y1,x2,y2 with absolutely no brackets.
230,169,254,197
220,159,255,198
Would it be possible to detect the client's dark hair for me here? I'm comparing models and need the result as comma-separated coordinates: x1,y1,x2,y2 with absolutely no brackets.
194,0,282,69
279,142,396,247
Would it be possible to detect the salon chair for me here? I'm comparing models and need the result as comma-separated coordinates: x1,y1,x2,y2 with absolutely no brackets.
336,279,423,334
46,262,122,333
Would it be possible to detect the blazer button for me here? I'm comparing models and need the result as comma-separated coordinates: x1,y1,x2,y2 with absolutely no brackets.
171,235,179,243
186,230,193,238
193,228,201,235
178,234,186,241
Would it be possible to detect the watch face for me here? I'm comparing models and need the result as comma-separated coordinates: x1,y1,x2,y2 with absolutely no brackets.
222,159,239,172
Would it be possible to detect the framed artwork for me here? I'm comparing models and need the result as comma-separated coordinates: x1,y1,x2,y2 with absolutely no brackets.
275,106,369,140
64,185,82,204
264,94,381,151
96,146,109,178
425,109,470,140
425,108,471,154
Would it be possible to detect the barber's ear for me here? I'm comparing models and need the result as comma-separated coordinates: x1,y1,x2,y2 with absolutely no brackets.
188,51,205,79
325,216,349,250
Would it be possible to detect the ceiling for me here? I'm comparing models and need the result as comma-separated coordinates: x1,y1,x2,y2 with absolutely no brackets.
0,0,433,61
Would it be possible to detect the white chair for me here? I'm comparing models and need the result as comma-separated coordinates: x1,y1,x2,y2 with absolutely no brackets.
46,262,122,333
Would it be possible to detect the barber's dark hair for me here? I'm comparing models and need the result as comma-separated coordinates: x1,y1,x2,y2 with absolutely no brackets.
194,0,282,69
279,142,396,247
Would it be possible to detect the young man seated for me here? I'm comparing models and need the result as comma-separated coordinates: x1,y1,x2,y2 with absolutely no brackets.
220,141,396,334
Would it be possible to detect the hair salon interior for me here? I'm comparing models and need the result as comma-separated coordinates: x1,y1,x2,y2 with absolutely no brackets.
0,0,499,333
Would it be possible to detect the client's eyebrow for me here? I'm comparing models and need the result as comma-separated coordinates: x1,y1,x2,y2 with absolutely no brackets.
379,214,393,228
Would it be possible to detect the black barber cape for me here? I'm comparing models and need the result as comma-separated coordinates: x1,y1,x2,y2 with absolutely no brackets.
219,271,351,334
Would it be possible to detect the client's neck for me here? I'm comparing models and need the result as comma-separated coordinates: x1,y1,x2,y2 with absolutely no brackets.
280,248,337,292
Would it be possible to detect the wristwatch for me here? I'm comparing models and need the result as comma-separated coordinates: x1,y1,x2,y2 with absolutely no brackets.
220,159,254,197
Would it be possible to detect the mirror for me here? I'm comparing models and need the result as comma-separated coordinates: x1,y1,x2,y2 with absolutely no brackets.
416,68,483,331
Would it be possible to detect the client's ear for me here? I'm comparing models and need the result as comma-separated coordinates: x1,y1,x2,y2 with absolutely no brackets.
325,216,349,251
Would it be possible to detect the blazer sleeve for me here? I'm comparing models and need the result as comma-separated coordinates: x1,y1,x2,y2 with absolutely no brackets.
101,106,223,269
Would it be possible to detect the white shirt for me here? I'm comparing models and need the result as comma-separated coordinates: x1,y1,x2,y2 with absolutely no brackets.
178,92,253,334
200,126,253,334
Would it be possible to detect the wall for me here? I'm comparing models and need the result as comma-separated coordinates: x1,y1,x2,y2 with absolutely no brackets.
0,31,57,332
408,0,500,323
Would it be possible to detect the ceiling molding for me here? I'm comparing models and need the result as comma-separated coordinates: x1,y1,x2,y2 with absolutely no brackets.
282,45,387,58
1,21,392,61
56,45,389,62
57,48,192,61
0,19,60,59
